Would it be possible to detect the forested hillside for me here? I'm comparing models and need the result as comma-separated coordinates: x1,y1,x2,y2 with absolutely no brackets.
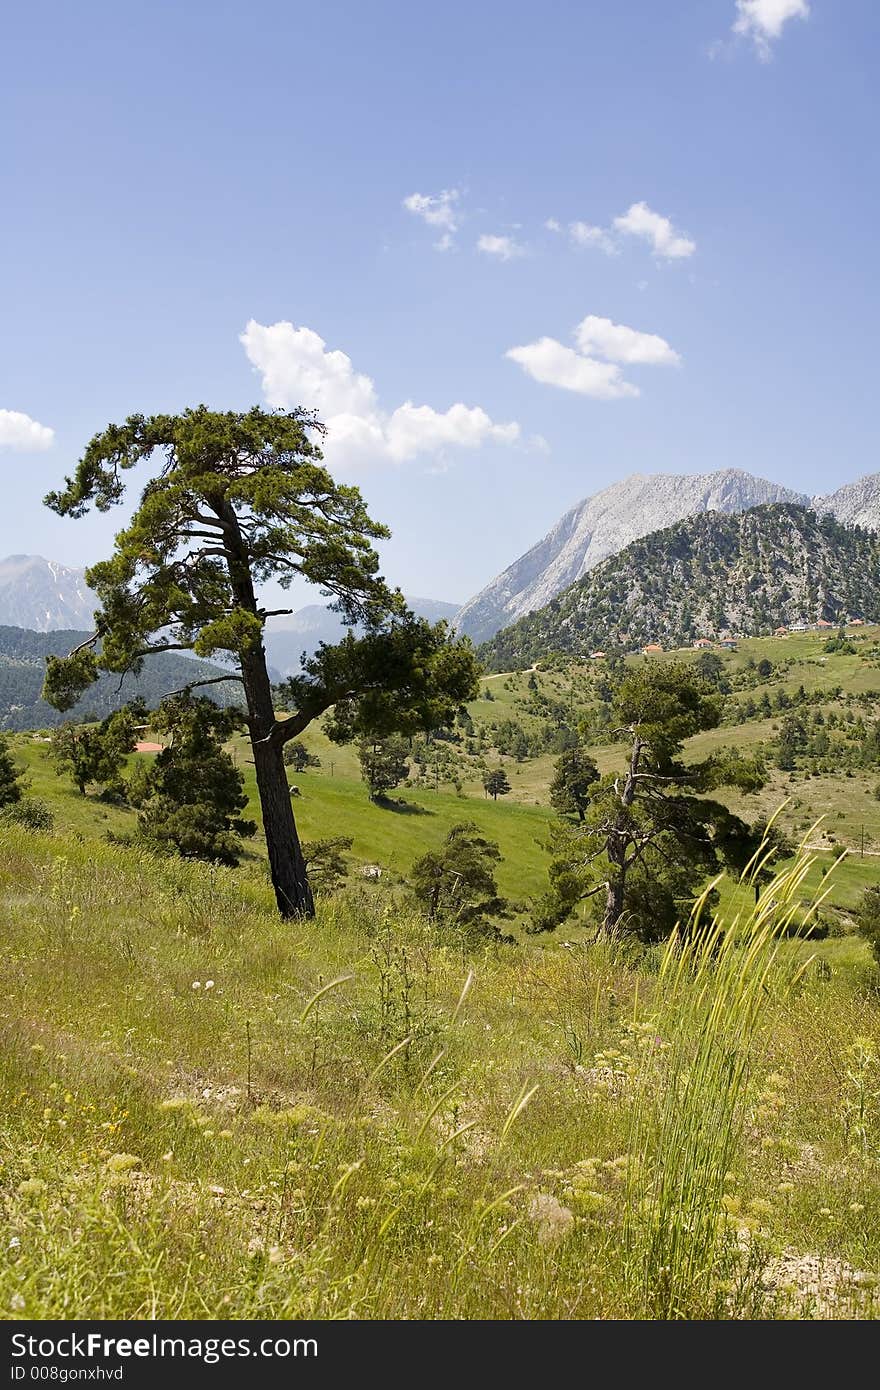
480,505,880,670
0,625,240,729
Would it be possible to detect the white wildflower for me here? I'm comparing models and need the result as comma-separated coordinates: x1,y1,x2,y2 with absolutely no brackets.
527,1192,575,1247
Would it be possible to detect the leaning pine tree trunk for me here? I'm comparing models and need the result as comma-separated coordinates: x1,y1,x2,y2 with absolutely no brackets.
224,515,315,919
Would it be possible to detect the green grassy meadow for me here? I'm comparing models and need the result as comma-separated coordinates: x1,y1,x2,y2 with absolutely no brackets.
3,624,880,1319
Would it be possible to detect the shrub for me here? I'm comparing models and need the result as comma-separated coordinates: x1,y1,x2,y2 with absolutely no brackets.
0,796,53,831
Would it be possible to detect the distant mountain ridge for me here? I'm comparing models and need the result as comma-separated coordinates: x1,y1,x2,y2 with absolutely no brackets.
478,504,880,671
0,556,458,676
264,597,459,675
0,555,97,631
0,626,240,732
456,469,880,641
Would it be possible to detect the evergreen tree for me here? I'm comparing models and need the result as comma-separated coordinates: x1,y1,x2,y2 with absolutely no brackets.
135,696,256,865
483,767,511,800
410,823,509,940
0,736,24,808
301,836,353,896
855,885,880,966
549,746,600,821
776,715,807,771
283,739,321,772
533,665,767,941
40,407,479,917
358,735,410,800
50,705,142,796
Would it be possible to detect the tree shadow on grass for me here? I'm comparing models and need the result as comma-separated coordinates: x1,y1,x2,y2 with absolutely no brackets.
372,796,435,816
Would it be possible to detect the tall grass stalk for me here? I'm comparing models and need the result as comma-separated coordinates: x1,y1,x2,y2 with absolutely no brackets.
624,833,825,1318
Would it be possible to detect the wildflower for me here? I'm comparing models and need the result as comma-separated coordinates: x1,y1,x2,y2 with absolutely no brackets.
777,1181,795,1194
748,1198,773,1217
8,1237,21,1249
527,1192,575,1248
17,1178,47,1197
105,1153,141,1173
9,1293,25,1312
218,1130,234,1140
204,980,215,990
161,1151,173,1162
267,1245,283,1265
191,981,202,990
819,1207,832,1217
247,1237,264,1258
356,1196,376,1209
850,1202,865,1214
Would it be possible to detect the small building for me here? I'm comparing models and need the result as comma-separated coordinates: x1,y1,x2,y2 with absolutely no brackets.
588,650,606,660
790,623,808,632
774,626,789,637
848,617,865,626
816,619,834,629
719,639,738,650
693,638,714,649
642,643,663,655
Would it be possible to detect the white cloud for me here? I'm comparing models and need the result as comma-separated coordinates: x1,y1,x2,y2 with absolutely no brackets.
477,233,526,261
732,0,810,59
574,315,680,366
546,216,616,253
240,319,519,469
506,314,680,400
568,221,617,255
241,321,377,418
402,189,460,231
403,189,462,250
0,409,54,452
613,201,696,259
506,338,639,400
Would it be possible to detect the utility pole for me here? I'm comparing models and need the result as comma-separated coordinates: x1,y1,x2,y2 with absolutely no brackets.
861,823,865,858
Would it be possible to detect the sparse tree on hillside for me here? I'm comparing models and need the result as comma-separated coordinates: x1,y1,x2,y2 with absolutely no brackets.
410,822,510,940
549,746,600,821
50,706,142,796
533,665,767,941
40,407,479,917
483,767,511,801
855,884,880,966
358,735,410,800
694,651,724,687
0,736,24,808
283,739,321,772
302,836,353,896
134,696,256,865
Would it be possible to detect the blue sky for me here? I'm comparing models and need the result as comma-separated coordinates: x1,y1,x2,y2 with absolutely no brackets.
2,0,877,607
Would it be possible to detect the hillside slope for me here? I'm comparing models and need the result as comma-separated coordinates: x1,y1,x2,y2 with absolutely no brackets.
456,470,810,641
479,504,880,669
0,626,240,730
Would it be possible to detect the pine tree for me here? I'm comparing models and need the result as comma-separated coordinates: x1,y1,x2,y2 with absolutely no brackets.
40,407,479,917
135,697,256,865
358,736,410,800
549,746,600,821
534,664,767,940
0,736,24,808
483,767,511,800
410,823,509,940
